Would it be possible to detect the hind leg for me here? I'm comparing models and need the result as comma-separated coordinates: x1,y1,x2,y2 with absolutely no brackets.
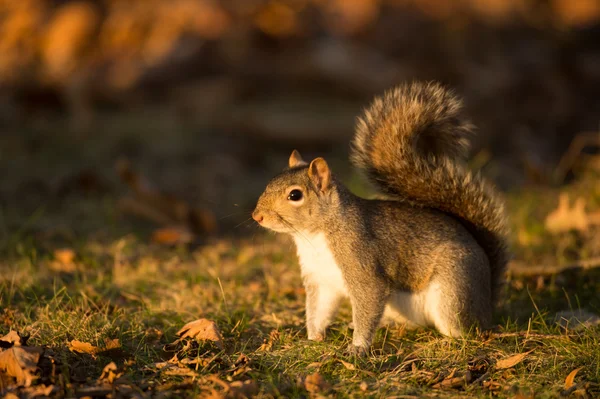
424,281,491,337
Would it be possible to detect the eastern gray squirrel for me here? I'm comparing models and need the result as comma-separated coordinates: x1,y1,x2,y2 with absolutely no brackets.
252,82,510,355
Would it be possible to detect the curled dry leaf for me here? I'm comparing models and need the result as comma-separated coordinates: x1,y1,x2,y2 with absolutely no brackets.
304,372,331,394
432,370,472,389
177,319,224,349
495,350,534,370
0,331,25,347
68,340,99,355
231,353,251,377
338,359,356,370
98,361,123,384
0,345,43,387
565,367,583,389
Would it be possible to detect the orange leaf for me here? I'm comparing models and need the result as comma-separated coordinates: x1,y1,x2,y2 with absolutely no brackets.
0,346,43,387
177,319,224,349
565,367,583,389
68,340,99,355
53,248,75,264
496,350,534,370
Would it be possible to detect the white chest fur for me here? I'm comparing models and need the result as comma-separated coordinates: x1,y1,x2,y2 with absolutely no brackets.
293,232,347,295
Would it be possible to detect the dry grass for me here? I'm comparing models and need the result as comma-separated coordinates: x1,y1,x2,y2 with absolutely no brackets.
1,126,600,398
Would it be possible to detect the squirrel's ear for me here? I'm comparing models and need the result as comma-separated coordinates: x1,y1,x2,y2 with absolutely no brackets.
308,158,330,192
288,149,307,168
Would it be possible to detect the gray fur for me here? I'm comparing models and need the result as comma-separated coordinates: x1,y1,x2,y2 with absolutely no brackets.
252,82,510,355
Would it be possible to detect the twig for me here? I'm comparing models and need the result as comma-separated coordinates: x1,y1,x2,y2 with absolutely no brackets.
486,332,575,340
553,132,600,183
508,257,600,277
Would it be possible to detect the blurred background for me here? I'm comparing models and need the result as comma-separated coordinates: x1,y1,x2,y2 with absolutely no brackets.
1,0,600,257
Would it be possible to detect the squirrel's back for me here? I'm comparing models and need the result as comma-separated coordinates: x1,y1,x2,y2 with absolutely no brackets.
351,82,510,304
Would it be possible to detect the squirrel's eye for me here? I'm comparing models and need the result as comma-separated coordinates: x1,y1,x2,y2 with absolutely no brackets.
287,189,303,201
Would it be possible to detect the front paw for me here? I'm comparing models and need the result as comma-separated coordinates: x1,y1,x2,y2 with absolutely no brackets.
308,331,325,342
344,344,368,357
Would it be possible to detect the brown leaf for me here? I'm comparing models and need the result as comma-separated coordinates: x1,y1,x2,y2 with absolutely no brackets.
177,319,224,349
304,372,331,394
0,346,43,387
545,193,600,234
432,370,472,389
68,340,99,355
0,331,24,347
98,361,123,384
98,338,127,360
103,338,120,350
231,353,251,377
338,359,356,370
50,248,78,273
495,350,534,370
53,248,76,265
258,330,280,352
565,367,583,389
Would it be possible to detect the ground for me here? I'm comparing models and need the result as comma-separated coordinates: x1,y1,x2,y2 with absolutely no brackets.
1,122,600,398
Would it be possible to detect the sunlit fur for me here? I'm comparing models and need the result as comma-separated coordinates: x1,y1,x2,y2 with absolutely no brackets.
253,82,510,355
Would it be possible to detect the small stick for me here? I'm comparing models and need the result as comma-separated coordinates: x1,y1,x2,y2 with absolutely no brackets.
508,257,600,277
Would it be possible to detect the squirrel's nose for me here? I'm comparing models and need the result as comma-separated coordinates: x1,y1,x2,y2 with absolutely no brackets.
252,210,264,223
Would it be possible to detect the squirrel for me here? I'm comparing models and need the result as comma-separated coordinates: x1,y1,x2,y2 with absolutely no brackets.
252,82,510,356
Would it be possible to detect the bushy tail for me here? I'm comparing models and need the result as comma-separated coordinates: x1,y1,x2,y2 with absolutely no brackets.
351,82,510,304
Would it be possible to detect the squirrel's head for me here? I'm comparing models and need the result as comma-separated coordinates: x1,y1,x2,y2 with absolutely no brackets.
252,150,336,234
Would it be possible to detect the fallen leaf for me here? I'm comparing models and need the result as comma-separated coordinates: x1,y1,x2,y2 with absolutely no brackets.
98,361,123,384
68,340,99,355
54,248,75,264
565,367,583,389
0,346,43,387
103,338,120,350
496,350,534,370
483,380,503,391
0,331,25,347
338,359,356,370
258,330,279,352
50,248,78,273
545,193,600,234
432,369,472,390
230,353,251,377
99,338,127,360
177,319,224,349
304,372,331,394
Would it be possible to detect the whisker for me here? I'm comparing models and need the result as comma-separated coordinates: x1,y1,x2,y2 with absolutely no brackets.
219,210,250,220
275,213,315,251
233,217,253,229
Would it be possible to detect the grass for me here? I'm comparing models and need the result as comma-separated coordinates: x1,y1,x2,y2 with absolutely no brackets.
1,125,600,398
